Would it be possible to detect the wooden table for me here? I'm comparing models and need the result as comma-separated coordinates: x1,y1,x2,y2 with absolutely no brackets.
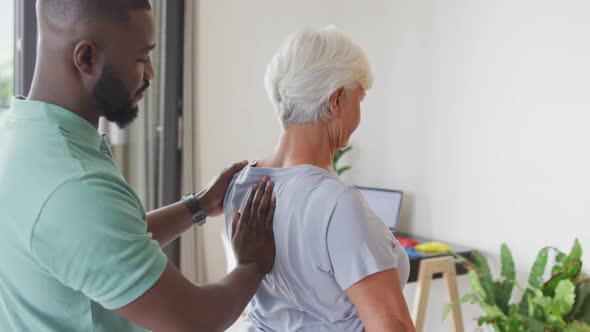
394,232,474,283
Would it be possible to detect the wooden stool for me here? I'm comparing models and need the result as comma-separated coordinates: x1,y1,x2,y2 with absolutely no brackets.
412,256,464,332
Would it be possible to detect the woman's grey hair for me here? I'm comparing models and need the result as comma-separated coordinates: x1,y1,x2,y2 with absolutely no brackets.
264,26,374,126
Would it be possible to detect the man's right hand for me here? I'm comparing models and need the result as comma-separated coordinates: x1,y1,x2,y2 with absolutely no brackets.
231,177,276,275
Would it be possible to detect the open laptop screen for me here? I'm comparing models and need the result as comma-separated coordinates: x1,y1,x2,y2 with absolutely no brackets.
356,187,403,230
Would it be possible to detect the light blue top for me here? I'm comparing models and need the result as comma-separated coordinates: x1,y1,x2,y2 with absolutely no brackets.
0,98,167,331
224,164,409,332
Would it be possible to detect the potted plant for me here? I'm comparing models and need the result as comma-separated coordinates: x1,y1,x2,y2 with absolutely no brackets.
445,240,590,331
333,146,353,176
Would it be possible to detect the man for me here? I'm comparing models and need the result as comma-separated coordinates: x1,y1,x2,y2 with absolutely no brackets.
0,0,276,331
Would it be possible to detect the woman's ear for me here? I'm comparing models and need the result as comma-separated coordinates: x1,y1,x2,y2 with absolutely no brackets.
328,87,345,117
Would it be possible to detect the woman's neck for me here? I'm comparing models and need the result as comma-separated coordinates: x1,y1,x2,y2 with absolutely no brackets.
258,123,339,171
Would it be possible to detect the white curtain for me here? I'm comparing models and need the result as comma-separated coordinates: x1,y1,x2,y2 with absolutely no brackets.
99,0,207,282
100,0,208,283
100,0,165,210
179,0,208,284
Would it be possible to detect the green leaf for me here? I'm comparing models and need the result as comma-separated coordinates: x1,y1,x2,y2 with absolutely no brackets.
553,250,568,275
522,284,546,319
520,247,551,315
476,316,497,327
454,253,476,271
526,317,546,332
576,289,590,324
529,247,550,288
521,293,533,317
335,165,352,175
442,304,453,320
526,280,574,328
570,279,590,323
505,313,527,332
490,303,527,332
500,244,516,282
339,145,353,154
546,312,567,329
544,259,582,297
508,303,520,316
582,301,590,325
481,303,505,318
565,321,590,332
554,279,576,316
333,146,353,176
549,239,584,290
472,251,496,305
468,269,487,300
332,146,352,165
443,294,478,319
495,244,516,313
566,239,583,265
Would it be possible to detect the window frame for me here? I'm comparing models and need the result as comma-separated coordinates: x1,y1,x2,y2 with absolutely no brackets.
14,0,37,97
159,0,185,266
12,0,185,266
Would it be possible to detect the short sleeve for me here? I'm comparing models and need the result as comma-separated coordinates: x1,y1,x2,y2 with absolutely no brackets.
327,187,398,290
31,174,168,310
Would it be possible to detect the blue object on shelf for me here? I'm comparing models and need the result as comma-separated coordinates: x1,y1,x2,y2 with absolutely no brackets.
405,247,424,259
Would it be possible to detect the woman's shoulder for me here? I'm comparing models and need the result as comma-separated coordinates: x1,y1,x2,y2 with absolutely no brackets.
224,164,359,211
295,168,353,199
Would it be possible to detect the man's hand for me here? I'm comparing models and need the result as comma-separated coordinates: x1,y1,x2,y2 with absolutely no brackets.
232,178,276,275
196,160,249,217
116,178,277,331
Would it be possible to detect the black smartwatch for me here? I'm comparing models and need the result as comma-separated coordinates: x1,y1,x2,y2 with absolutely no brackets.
182,193,207,225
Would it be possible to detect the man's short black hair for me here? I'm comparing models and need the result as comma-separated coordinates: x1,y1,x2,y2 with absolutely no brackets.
39,0,152,23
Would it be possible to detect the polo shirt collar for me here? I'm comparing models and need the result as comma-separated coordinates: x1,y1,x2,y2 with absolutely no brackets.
9,97,104,150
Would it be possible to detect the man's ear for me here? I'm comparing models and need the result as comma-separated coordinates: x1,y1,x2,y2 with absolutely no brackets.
328,87,345,118
73,41,99,76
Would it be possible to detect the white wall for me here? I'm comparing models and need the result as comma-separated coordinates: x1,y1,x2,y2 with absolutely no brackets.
194,1,590,331
194,0,402,282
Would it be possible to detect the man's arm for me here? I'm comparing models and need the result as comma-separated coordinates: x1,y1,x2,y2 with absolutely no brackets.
146,202,192,247
117,178,276,332
147,161,248,247
116,261,262,332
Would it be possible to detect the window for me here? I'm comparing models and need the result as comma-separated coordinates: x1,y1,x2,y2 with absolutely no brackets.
0,0,14,113
0,0,183,265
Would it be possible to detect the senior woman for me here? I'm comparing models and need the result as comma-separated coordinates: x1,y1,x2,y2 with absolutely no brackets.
224,27,415,332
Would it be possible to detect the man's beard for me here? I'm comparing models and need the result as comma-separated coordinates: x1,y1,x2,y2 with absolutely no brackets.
93,63,150,129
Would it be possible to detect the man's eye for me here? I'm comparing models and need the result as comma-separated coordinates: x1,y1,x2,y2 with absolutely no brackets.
137,57,150,63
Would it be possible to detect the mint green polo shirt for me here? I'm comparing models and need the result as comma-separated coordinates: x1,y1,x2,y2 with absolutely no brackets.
0,98,168,331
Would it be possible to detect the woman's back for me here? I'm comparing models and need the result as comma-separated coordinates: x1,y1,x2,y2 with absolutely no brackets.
224,164,409,332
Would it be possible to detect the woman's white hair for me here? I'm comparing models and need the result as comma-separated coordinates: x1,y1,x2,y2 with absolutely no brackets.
264,26,373,126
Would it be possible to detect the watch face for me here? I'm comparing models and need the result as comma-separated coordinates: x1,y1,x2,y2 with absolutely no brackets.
194,210,207,225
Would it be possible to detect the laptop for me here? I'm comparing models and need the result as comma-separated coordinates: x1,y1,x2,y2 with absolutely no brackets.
355,186,403,231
